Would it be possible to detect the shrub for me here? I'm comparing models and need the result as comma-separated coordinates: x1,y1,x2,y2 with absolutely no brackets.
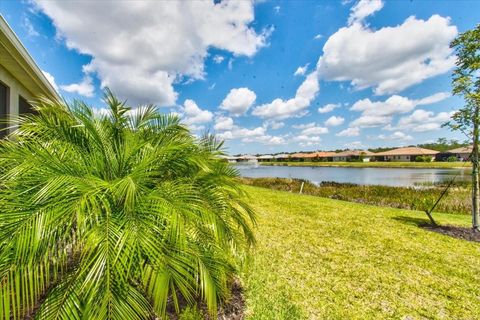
0,91,255,319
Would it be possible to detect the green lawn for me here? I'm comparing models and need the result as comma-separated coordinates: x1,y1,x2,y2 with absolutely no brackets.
260,161,471,169
241,186,480,319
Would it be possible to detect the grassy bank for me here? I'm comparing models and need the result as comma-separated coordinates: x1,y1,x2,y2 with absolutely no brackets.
260,161,471,169
240,177,471,215
242,186,480,319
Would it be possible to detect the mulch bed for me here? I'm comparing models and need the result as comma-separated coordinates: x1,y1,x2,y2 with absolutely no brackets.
166,277,245,319
422,224,480,243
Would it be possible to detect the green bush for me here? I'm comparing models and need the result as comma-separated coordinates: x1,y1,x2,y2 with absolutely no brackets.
0,91,255,319
415,155,433,162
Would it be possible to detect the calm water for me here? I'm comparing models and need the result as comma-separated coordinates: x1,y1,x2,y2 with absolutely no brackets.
236,164,471,187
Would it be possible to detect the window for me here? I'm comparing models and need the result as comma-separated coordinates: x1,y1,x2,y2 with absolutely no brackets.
0,82,8,138
19,95,35,115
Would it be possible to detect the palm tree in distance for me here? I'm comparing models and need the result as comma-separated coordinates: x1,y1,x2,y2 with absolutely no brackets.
0,90,255,319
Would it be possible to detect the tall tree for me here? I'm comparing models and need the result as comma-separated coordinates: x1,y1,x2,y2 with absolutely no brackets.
0,91,255,319
446,24,480,231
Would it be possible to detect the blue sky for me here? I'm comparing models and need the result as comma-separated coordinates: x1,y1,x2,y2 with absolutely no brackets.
1,0,479,154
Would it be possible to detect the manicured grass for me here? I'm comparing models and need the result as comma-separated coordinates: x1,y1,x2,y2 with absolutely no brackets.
260,161,471,169
241,186,480,319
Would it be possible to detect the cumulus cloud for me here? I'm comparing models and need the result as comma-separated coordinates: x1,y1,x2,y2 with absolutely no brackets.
325,116,345,127
378,131,413,141
60,76,95,97
349,92,450,128
336,127,360,137
216,126,265,140
313,34,323,40
42,70,59,92
35,1,269,106
252,71,320,119
263,120,285,130
294,124,328,136
317,15,458,95
181,99,213,126
214,116,234,131
294,63,309,76
389,109,454,132
302,126,329,136
348,0,384,25
243,134,285,145
292,135,322,147
220,87,257,116
318,103,340,114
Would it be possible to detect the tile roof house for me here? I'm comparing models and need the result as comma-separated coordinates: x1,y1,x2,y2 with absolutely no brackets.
445,145,472,161
332,150,375,162
374,147,438,162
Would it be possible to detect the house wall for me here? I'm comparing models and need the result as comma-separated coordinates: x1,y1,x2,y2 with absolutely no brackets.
384,155,411,162
0,64,34,134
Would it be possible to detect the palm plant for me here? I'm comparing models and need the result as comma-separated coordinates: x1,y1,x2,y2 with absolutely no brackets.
0,91,255,319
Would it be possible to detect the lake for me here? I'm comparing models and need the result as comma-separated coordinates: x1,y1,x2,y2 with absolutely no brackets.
235,164,471,187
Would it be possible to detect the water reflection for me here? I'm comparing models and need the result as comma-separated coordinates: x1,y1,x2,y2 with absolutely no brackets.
235,164,471,187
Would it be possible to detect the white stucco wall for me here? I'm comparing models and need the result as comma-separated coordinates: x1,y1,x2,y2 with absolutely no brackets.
0,64,34,133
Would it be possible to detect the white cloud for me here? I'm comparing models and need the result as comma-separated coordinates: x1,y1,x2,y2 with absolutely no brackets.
214,116,234,131
23,17,40,37
314,34,323,40
213,55,225,64
391,109,454,132
336,127,360,137
300,126,329,136
252,71,320,119
318,103,340,114
292,135,322,147
349,92,450,128
345,141,364,149
274,6,281,14
350,115,391,128
294,63,309,76
216,126,265,140
263,120,285,130
220,87,257,116
348,0,384,25
42,70,59,92
378,131,413,141
350,92,449,116
325,116,345,127
243,134,285,145
292,122,315,130
317,15,458,95
35,1,269,106
181,99,213,125
60,76,95,97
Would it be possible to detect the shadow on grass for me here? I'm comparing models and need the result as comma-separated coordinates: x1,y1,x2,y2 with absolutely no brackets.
393,215,480,243
392,215,433,227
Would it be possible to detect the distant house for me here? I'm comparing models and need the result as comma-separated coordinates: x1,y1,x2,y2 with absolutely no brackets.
0,15,59,138
444,145,472,161
237,154,257,163
257,154,274,162
274,153,290,161
288,151,336,162
332,150,375,162
374,147,438,162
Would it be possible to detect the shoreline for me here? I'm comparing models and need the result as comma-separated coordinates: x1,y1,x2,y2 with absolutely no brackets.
257,161,472,169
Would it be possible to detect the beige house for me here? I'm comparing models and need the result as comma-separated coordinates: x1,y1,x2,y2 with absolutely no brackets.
0,15,59,137
447,146,472,161
332,150,375,162
375,147,438,162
